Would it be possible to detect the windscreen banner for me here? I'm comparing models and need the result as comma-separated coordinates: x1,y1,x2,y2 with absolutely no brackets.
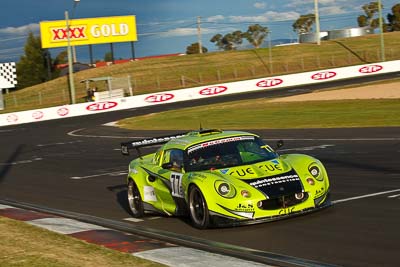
40,15,137,48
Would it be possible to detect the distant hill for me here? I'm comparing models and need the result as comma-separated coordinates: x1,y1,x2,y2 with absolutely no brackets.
2,32,399,114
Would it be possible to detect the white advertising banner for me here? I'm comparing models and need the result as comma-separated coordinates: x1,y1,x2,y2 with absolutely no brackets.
1,60,399,127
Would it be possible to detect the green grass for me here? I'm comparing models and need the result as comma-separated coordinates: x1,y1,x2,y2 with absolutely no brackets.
2,32,400,114
0,216,164,267
116,99,400,130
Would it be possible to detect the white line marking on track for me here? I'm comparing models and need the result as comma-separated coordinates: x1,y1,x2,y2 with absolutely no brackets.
70,171,128,180
67,128,148,139
0,157,43,166
387,194,400,198
37,140,83,147
280,144,335,152
332,189,400,204
123,217,144,223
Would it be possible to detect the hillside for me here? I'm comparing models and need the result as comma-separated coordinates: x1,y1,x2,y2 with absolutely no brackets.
2,31,400,113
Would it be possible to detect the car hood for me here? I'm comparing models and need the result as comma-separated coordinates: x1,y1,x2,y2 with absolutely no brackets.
217,158,303,198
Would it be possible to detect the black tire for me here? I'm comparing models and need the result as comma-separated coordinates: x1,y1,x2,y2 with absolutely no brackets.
127,179,144,217
189,185,210,229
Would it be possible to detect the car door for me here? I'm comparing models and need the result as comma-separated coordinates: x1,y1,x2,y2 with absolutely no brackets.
160,149,185,198
145,149,186,215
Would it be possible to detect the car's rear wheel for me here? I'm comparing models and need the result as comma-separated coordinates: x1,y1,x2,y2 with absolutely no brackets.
189,185,210,229
127,179,144,217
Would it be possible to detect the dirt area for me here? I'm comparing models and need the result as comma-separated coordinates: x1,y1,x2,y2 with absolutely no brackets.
269,80,400,102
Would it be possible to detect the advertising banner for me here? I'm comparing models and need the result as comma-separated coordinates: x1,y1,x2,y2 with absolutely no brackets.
1,60,399,127
40,15,137,48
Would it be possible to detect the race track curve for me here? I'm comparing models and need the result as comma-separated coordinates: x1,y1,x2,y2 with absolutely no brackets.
1,77,400,267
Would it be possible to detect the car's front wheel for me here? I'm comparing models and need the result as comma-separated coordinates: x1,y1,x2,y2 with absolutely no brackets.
189,185,210,229
127,179,144,217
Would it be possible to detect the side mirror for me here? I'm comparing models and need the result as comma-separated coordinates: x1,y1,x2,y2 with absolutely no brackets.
276,140,284,150
121,145,129,156
162,162,173,169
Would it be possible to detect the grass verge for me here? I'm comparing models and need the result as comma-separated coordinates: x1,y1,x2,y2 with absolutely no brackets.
0,216,163,267
117,99,400,130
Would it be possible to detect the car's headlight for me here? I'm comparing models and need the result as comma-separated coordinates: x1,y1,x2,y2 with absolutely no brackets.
308,163,324,181
214,181,236,198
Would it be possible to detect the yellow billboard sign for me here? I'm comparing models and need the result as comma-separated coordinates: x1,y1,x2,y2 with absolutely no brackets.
40,15,137,48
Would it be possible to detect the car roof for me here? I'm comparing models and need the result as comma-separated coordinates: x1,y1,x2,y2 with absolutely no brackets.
162,129,258,151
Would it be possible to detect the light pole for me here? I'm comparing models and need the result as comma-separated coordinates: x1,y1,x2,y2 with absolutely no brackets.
65,11,75,104
71,0,80,63
65,0,80,105
197,16,203,54
378,0,385,61
314,0,321,45
268,30,273,74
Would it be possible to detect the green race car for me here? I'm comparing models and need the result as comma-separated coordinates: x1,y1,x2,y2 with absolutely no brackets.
121,129,331,229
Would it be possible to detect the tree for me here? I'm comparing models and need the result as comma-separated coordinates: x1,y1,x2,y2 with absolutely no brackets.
357,1,382,29
387,3,400,31
16,32,49,89
186,43,208,54
243,24,269,49
210,30,244,51
292,14,315,34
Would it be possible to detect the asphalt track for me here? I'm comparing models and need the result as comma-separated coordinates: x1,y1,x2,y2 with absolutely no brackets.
1,75,400,267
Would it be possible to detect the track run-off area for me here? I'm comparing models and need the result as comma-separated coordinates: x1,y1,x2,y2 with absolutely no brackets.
1,77,400,267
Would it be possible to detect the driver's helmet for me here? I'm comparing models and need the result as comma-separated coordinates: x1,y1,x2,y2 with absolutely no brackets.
170,150,183,168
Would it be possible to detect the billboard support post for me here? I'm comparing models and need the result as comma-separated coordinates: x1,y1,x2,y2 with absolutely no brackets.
130,42,135,60
110,43,115,63
89,45,94,65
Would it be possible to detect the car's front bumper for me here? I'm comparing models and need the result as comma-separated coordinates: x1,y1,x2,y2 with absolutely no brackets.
209,193,332,228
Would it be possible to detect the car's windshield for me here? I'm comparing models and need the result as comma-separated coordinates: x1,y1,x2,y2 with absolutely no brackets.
184,135,277,172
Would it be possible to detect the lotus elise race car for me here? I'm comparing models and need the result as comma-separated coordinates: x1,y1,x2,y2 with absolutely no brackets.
121,129,331,229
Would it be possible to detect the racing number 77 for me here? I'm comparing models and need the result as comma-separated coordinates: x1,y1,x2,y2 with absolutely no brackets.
170,173,184,198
